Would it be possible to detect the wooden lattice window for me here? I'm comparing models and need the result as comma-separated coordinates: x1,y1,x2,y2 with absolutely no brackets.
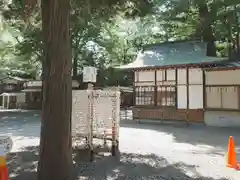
135,86,155,105
157,86,176,107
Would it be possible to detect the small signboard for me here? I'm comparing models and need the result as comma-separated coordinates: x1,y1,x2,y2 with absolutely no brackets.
83,66,97,83
0,136,13,155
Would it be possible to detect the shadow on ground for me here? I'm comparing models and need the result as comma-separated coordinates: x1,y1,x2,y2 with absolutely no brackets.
120,121,240,157
7,146,39,180
7,146,230,180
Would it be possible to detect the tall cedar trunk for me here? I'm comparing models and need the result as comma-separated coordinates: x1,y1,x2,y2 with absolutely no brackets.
72,30,81,78
197,1,217,56
73,51,78,78
37,0,73,180
235,9,240,54
237,30,240,54
226,22,232,58
40,59,45,104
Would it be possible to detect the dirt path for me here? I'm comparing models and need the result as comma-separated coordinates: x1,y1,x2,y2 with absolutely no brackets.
1,113,240,180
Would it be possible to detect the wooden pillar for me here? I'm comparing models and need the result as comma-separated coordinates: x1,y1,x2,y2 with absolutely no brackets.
154,69,157,106
202,69,206,125
87,82,94,161
7,95,9,109
133,70,136,106
202,69,206,109
2,96,4,108
175,68,178,109
186,67,189,110
186,67,189,124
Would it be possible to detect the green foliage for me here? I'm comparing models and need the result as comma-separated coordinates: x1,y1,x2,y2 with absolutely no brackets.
155,0,240,56
0,0,240,83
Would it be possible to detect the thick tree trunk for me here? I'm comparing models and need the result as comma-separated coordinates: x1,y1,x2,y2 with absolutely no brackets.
37,0,72,180
73,55,78,77
72,30,80,78
235,9,240,54
196,1,217,56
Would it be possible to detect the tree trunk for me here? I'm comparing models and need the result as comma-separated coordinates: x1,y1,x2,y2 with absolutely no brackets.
196,1,217,56
73,53,78,78
235,8,240,54
37,0,73,179
72,30,81,78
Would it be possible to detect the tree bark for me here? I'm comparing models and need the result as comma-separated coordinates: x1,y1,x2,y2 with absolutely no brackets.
71,28,79,78
196,1,217,56
235,8,240,54
37,0,73,179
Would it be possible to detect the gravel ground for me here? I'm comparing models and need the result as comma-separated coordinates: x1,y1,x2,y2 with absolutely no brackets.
0,110,240,180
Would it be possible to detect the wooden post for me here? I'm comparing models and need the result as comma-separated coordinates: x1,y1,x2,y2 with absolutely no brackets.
111,96,117,156
87,83,94,161
186,67,189,126
2,96,4,108
7,96,9,109
83,66,97,162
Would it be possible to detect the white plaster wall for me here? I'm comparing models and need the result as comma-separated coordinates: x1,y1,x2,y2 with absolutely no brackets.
177,85,187,109
205,111,240,127
138,71,155,82
189,68,203,84
156,69,175,81
177,69,186,85
189,85,203,109
156,70,163,81
206,69,240,85
166,69,175,81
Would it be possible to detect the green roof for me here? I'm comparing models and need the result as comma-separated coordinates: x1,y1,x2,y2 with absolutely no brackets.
116,41,226,69
205,60,240,70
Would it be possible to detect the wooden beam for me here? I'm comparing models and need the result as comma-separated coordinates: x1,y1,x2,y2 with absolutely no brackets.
186,67,189,110
206,84,240,87
204,67,240,72
154,70,157,106
175,68,178,109
203,70,206,109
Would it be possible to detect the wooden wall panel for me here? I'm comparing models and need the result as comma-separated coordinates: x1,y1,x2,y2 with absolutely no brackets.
166,69,176,81
156,70,163,81
206,69,240,85
177,69,187,85
138,71,155,82
189,85,203,109
177,85,187,109
189,68,203,84
132,107,204,122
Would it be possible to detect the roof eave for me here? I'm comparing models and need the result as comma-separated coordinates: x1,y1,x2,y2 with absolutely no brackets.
115,62,222,71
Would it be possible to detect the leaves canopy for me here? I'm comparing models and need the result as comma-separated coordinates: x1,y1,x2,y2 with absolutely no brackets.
0,0,239,83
